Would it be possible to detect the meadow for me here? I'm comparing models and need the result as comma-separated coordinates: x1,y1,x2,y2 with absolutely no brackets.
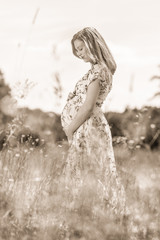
0,127,160,240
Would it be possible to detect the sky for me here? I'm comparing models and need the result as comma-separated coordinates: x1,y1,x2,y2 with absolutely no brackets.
0,0,160,114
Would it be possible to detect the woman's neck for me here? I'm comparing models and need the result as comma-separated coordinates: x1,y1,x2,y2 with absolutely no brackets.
91,62,98,69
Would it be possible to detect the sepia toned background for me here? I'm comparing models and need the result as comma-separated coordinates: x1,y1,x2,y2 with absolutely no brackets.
0,0,160,239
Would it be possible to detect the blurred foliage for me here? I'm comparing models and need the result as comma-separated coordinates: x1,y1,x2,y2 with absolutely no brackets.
105,107,160,150
0,105,160,151
0,69,10,100
150,64,160,99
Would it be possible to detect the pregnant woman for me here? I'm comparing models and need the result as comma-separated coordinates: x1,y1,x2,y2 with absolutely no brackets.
61,27,127,220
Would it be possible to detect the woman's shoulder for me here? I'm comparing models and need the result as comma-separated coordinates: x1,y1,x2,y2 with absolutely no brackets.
87,63,112,90
91,63,108,74
90,63,109,79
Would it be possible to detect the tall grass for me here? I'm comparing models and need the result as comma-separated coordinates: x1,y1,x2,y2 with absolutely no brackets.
0,136,160,239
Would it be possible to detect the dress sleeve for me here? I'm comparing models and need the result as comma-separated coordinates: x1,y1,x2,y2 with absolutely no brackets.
87,65,112,91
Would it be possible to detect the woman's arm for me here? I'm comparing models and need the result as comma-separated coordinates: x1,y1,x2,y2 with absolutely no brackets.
64,79,100,139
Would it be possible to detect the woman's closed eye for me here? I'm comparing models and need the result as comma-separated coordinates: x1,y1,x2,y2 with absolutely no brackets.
76,49,82,53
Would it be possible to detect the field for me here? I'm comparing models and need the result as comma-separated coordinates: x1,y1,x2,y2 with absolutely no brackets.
0,137,160,240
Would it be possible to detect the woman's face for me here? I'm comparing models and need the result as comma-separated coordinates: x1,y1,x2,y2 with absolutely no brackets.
73,39,91,63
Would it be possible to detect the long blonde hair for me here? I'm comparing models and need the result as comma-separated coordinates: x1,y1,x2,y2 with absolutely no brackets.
71,27,117,75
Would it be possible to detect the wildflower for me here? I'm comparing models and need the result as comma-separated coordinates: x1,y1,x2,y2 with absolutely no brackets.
35,138,39,142
128,139,135,149
150,124,156,129
34,177,41,182
24,149,28,153
140,136,145,140
11,78,36,103
15,153,20,157
128,140,135,145
30,148,34,151
141,107,148,112
9,179,14,182
136,145,141,149
40,149,43,154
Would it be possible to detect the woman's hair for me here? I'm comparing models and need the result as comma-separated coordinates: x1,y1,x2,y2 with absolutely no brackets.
71,27,117,75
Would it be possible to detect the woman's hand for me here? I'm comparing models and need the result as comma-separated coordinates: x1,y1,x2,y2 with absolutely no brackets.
63,126,74,146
